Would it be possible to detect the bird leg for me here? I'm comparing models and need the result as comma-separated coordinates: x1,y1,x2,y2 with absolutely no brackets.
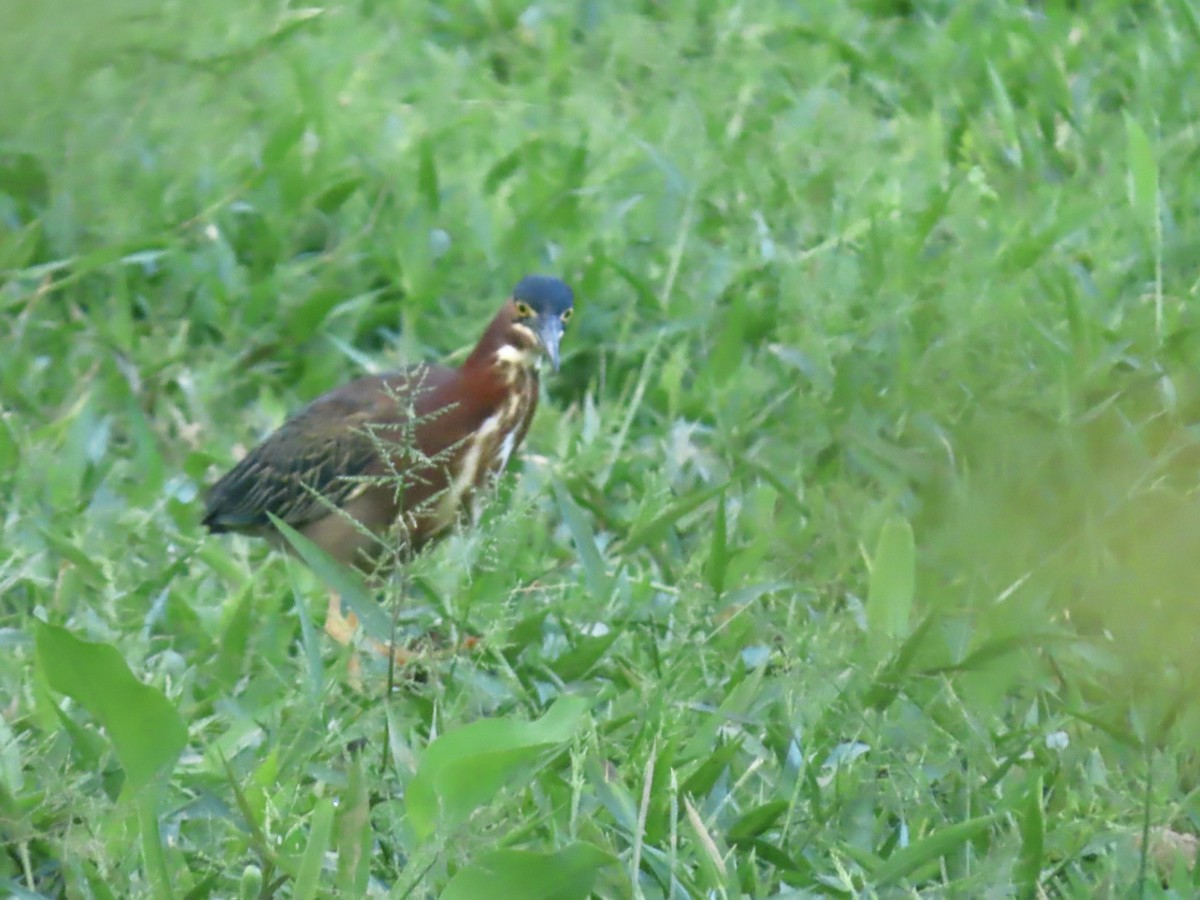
323,591,419,667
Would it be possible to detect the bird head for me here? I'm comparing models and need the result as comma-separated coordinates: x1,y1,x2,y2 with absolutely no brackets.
508,275,575,372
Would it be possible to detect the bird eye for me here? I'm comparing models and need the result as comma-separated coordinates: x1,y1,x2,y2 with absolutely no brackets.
561,308,573,324
514,301,534,318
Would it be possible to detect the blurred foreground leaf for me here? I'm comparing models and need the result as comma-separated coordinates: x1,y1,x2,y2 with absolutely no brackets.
440,842,615,900
35,621,186,796
867,517,915,654
407,696,589,841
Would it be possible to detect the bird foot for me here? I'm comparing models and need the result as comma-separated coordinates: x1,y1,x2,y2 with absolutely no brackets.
323,593,480,678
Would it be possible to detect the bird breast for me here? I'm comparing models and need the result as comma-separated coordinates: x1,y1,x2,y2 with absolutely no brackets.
430,369,536,531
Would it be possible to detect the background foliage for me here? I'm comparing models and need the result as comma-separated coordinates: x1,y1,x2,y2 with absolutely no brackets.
4,0,1200,895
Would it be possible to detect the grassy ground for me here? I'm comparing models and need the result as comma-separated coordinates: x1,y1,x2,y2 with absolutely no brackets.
4,0,1200,895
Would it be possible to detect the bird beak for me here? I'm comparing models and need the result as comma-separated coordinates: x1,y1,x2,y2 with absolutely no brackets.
534,315,564,372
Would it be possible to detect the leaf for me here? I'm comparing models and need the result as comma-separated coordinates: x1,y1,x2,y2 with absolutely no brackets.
710,302,747,382
1124,113,1159,237
35,622,186,796
268,514,392,639
551,630,620,682
870,815,998,887
623,481,728,552
0,151,49,211
37,527,106,585
1173,0,1200,46
0,220,43,270
262,115,306,169
212,586,255,688
920,632,1062,676
909,178,958,257
49,695,108,778
1016,775,1044,899
552,480,611,600
418,137,440,212
704,490,728,597
336,746,371,895
866,517,915,654
727,799,789,844
440,842,614,900
862,613,937,712
407,696,589,841
314,175,364,215
294,797,335,900
680,736,744,799
483,144,527,195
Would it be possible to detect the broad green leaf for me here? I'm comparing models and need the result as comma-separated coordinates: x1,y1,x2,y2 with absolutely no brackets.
268,514,392,638
867,517,915,653
870,815,998,887
50,699,108,775
1124,114,1159,237
440,842,614,900
35,622,186,796
407,696,589,841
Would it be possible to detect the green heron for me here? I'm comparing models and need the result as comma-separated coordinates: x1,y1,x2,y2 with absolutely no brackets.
203,275,575,655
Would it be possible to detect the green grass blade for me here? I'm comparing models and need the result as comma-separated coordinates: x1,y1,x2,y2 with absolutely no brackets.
1124,113,1159,237
137,795,175,900
1016,775,1045,899
704,489,728,597
622,482,728,553
335,747,370,895
870,815,998,887
268,514,392,638
866,517,915,655
552,480,611,600
293,797,335,900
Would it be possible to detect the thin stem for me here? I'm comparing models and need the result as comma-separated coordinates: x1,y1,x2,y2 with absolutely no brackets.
137,792,175,900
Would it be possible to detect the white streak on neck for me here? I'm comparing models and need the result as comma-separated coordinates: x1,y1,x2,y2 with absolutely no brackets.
432,391,528,531
493,343,540,385
494,344,539,367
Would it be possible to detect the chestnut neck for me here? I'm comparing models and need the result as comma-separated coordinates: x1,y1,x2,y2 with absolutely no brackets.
462,306,538,374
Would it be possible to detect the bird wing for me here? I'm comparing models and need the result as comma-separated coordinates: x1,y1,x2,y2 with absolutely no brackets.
202,365,456,534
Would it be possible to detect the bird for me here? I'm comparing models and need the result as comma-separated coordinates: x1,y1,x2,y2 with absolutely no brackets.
202,274,575,658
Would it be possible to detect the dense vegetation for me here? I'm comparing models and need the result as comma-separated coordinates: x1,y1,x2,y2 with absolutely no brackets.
4,0,1200,895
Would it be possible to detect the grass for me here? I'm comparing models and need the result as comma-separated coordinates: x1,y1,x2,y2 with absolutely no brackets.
4,0,1200,895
